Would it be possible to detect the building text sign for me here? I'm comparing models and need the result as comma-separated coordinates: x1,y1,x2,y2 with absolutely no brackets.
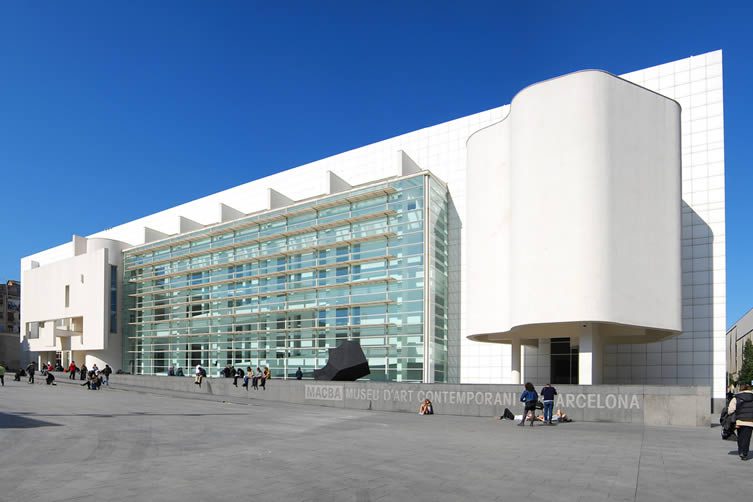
304,385,640,410
305,384,344,401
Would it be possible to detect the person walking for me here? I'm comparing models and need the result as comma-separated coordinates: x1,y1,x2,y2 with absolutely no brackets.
540,383,558,425
68,361,77,380
79,363,87,381
0,362,6,386
728,383,753,461
295,367,303,380
102,364,112,386
518,382,538,427
26,362,35,384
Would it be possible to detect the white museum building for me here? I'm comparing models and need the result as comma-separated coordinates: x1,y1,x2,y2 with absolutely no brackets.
20,50,726,401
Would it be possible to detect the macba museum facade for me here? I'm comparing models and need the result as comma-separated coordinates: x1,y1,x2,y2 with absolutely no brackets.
20,51,727,401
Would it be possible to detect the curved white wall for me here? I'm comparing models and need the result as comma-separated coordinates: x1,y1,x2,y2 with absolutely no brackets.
87,238,129,263
465,118,512,336
467,70,682,341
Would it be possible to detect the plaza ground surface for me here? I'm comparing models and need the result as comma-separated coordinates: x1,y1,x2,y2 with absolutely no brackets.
0,379,746,502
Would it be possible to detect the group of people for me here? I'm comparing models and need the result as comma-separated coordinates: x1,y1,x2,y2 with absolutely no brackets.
516,382,570,426
518,382,561,427
192,363,272,389
77,363,111,390
2,361,111,388
221,364,272,390
502,406,571,424
25,361,57,385
414,383,573,422
61,360,113,386
164,363,306,388
166,365,185,377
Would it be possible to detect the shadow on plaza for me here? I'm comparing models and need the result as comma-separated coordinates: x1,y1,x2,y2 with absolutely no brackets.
0,412,63,429
18,412,252,418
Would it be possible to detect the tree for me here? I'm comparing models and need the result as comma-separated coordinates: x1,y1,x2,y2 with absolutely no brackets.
739,338,753,386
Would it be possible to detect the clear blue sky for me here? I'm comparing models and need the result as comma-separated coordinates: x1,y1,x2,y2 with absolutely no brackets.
1,1,751,326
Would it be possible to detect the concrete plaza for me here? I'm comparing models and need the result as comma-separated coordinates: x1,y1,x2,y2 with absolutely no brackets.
0,380,747,502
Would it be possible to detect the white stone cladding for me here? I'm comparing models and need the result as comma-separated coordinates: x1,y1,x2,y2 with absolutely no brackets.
520,51,726,399
619,50,725,396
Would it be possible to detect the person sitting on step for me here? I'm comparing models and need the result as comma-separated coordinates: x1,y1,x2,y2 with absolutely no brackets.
419,399,434,415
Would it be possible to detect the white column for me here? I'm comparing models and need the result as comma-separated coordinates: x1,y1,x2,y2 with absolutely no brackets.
511,338,521,384
578,324,603,385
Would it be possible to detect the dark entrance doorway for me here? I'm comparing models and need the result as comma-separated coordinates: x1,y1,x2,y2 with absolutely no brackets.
550,337,578,384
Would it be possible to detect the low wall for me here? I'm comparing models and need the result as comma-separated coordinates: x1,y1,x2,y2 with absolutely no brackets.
55,374,711,426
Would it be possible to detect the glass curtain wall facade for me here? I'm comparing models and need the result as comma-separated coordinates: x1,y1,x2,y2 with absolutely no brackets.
123,173,448,382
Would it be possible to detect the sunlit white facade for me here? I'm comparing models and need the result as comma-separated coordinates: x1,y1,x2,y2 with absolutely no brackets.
20,51,725,399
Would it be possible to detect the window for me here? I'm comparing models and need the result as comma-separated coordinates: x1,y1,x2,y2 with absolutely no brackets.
189,297,203,317
336,308,348,326
65,285,70,308
336,246,349,262
317,310,327,328
291,331,302,356
155,301,168,321
336,267,348,284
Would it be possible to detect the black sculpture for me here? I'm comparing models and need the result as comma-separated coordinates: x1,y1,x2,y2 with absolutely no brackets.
313,340,370,381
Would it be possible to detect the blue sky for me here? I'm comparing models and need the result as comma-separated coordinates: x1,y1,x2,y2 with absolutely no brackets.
1,1,751,325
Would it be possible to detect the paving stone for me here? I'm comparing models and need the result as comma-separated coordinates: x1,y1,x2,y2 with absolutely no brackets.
0,381,748,502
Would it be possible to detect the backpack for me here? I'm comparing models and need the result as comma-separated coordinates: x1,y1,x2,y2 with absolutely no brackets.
720,406,737,441
199,367,207,377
